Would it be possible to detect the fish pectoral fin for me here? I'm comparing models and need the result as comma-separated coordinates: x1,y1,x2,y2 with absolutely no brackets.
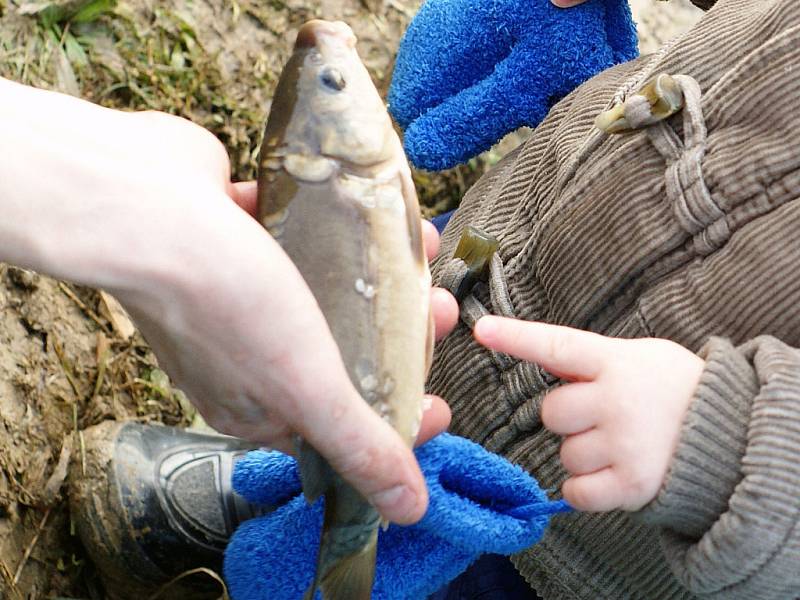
298,443,332,503
284,153,338,183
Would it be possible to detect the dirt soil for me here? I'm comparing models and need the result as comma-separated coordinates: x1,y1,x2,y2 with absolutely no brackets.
0,0,702,598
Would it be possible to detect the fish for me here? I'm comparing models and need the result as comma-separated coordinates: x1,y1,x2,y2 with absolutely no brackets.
256,19,433,600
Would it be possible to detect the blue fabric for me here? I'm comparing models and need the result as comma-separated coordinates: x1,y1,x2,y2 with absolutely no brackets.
223,433,571,600
430,211,455,234
388,0,638,170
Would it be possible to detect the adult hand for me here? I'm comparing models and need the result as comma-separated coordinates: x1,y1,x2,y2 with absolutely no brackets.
474,316,705,512
0,77,459,524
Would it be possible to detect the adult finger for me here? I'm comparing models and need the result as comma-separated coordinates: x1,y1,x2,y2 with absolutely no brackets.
416,395,452,445
432,287,459,341
230,180,258,217
541,382,601,435
297,388,429,524
562,468,623,512
559,430,611,476
474,316,610,381
422,219,440,261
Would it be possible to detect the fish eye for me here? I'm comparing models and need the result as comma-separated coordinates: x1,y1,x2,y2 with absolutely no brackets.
319,67,346,91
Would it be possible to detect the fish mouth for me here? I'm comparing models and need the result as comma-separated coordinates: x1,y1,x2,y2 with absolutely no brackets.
295,19,356,51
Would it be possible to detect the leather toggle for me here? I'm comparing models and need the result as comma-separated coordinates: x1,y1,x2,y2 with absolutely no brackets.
451,226,499,302
595,73,685,133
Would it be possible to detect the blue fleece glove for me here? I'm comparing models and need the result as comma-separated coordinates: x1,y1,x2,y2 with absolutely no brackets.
223,433,570,600
388,0,638,170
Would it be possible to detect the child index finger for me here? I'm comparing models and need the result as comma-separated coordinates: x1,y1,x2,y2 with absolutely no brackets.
473,316,609,381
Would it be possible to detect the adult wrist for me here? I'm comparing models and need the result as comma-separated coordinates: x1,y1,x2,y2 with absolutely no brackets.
0,77,235,300
0,77,122,278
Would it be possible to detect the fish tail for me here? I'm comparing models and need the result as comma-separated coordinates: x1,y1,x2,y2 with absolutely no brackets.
320,533,377,600
304,491,378,600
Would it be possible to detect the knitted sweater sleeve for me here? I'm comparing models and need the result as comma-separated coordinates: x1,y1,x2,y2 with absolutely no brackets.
637,335,800,599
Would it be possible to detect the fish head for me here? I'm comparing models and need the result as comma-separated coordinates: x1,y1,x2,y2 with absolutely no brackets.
269,20,397,174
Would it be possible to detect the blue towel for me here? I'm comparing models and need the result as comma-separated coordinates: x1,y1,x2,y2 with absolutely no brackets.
388,0,638,170
223,433,571,600
430,211,455,234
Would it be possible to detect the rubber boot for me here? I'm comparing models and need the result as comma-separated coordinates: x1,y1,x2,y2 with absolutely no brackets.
68,421,268,599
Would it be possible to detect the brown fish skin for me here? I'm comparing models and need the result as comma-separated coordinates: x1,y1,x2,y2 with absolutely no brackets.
256,20,432,600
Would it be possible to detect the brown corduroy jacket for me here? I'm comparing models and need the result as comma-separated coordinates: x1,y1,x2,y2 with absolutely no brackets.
428,0,800,598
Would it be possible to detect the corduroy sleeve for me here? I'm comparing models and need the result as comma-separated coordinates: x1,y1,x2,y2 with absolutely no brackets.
637,335,800,599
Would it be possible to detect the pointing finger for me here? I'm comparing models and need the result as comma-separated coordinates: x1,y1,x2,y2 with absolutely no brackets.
474,316,609,381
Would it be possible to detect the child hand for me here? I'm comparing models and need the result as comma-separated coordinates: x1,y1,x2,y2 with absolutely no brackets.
474,316,705,512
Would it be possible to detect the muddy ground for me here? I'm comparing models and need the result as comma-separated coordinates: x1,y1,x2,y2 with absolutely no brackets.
0,0,701,597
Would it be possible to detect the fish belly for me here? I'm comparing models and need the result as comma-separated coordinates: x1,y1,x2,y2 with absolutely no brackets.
277,171,428,442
